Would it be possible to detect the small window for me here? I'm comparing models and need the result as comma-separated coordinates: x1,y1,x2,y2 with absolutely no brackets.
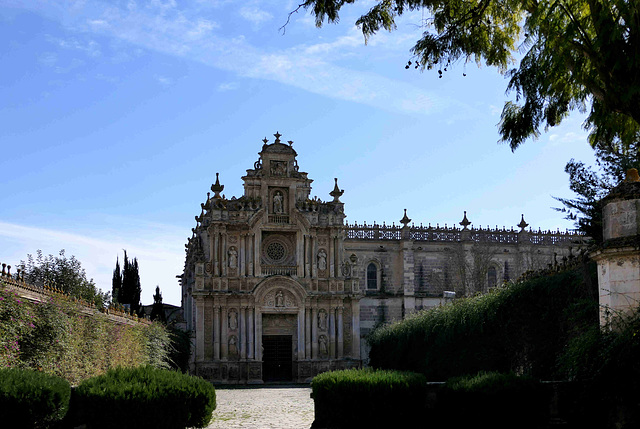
487,266,497,289
367,263,378,290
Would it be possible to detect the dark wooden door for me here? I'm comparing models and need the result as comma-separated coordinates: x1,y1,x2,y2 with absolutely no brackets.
262,335,292,382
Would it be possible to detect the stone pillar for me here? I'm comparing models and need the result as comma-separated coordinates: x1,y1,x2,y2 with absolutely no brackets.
204,299,213,359
305,304,311,359
213,230,220,276
240,234,246,277
329,305,336,358
221,232,227,277
255,311,263,361
213,305,220,360
337,306,344,359
248,307,254,360
328,236,334,278
240,306,246,359
351,300,360,359
311,304,318,359
311,235,317,278
298,308,305,360
592,169,640,326
196,299,204,361
221,306,228,359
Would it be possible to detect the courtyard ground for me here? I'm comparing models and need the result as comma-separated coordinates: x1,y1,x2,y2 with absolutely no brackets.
206,385,314,429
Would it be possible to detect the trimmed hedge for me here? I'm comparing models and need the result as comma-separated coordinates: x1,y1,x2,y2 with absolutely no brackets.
74,366,216,429
367,262,598,380
310,368,427,428
441,371,547,429
0,367,71,428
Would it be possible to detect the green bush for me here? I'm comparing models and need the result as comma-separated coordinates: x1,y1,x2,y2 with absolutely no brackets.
74,366,216,429
311,368,427,428
367,261,598,380
441,371,547,429
0,367,71,428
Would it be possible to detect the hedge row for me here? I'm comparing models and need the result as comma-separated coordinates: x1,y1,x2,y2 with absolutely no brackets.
310,369,547,429
310,368,428,428
0,366,216,429
367,262,598,380
0,286,172,384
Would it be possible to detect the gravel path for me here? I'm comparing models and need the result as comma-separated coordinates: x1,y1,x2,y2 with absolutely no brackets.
206,385,314,429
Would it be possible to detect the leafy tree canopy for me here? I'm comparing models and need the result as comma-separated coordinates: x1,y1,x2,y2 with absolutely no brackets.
19,249,109,308
112,250,142,315
294,0,640,151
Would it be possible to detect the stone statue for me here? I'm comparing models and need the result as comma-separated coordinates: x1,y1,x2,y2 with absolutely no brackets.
319,335,328,356
276,290,284,307
318,309,327,331
317,249,327,270
229,336,238,357
273,191,284,214
229,310,238,330
228,247,237,268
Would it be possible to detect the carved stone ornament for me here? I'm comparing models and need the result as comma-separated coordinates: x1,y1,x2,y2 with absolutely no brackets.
317,249,327,271
228,336,238,358
319,335,328,357
228,309,238,330
228,247,238,268
270,160,287,176
264,289,296,308
318,309,328,331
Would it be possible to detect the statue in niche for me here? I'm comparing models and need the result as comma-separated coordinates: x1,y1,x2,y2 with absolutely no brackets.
228,310,238,330
229,336,238,358
319,335,328,357
228,247,237,268
318,309,327,331
276,290,284,307
273,191,284,214
317,249,327,270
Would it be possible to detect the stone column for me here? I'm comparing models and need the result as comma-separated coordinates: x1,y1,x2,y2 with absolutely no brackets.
592,169,640,326
255,310,262,361
311,304,318,359
337,306,344,359
248,307,254,360
204,299,213,359
221,306,228,360
221,232,227,277
351,300,360,359
305,304,311,359
213,305,220,360
213,230,220,276
328,236,334,278
196,299,204,361
298,308,305,360
329,305,336,358
311,235,317,278
239,306,246,359
240,234,246,277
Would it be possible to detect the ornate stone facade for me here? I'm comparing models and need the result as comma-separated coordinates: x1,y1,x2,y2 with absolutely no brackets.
181,133,583,383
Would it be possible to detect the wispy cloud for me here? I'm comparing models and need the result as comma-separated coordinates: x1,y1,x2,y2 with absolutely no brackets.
14,0,446,116
239,5,273,27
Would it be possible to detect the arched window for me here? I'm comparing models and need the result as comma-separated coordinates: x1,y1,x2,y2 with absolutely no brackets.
367,263,378,290
487,266,497,289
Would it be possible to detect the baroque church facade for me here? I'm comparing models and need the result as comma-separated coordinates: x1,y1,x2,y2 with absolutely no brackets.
180,133,582,384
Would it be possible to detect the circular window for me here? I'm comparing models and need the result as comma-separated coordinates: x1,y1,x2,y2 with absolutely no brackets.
266,241,286,263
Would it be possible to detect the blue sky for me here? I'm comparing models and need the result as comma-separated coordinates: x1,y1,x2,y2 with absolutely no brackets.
1,0,599,306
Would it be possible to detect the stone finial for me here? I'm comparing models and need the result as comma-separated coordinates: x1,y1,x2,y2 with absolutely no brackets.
400,209,411,227
459,211,471,229
211,172,224,198
274,131,282,143
262,137,268,144
518,214,529,231
329,178,344,202
626,168,640,183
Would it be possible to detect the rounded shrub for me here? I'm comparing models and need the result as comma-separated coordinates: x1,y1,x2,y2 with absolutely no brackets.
0,367,71,428
311,368,427,428
74,366,216,429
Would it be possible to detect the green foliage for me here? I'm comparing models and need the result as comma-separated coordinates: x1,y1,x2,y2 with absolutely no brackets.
150,285,166,322
112,250,142,314
367,261,598,380
75,366,216,429
297,0,640,152
19,249,109,308
442,371,547,428
168,326,192,373
311,368,427,428
0,367,71,428
0,286,172,384
558,310,640,428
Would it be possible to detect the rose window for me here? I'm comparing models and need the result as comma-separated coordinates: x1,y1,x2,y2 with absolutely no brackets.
266,242,286,263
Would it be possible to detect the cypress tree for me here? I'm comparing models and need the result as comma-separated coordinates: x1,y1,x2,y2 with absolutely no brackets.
112,257,122,304
114,250,142,314
150,286,166,322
